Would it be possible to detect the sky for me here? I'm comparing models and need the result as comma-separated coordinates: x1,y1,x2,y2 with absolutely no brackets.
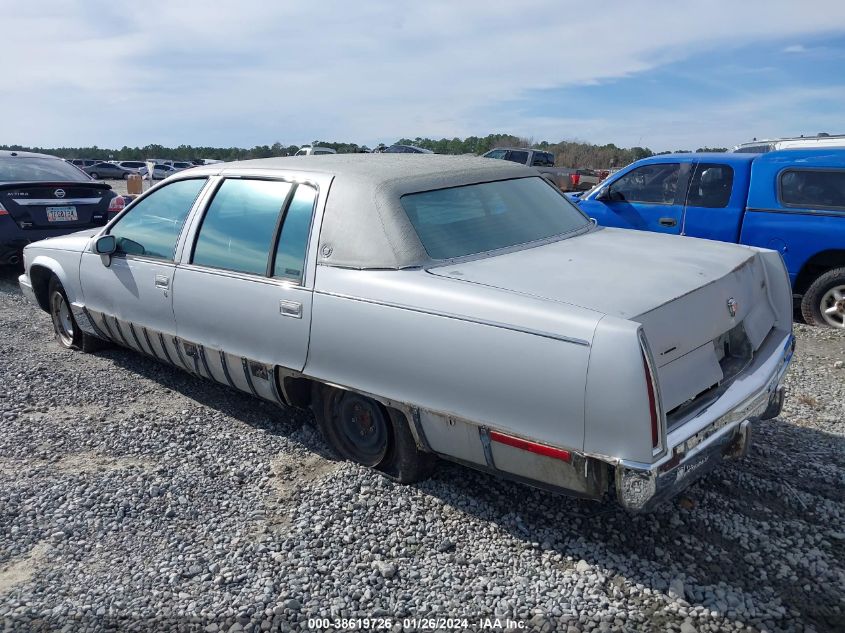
2,0,845,152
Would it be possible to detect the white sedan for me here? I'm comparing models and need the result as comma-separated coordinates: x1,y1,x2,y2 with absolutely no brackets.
17,155,794,511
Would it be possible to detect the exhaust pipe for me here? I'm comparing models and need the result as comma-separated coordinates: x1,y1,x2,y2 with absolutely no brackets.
7,254,20,266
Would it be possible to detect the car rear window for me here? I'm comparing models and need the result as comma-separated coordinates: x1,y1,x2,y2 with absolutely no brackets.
779,169,845,210
0,157,90,183
400,177,589,260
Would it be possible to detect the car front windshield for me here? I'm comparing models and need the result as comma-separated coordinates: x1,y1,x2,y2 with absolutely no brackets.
401,176,590,260
0,157,90,183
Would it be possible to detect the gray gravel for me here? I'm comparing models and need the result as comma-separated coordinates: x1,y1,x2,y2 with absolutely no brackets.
0,268,843,633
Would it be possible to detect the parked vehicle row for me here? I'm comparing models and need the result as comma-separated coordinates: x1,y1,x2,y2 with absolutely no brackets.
569,149,845,329
18,155,793,511
69,158,215,179
732,132,845,154
481,147,600,191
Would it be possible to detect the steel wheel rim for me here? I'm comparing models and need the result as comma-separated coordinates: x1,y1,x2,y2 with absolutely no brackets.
820,284,845,328
335,395,388,467
50,291,74,345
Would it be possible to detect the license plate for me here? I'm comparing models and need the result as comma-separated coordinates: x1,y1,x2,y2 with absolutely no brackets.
46,206,78,222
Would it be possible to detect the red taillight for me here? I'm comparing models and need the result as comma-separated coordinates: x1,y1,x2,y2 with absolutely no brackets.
642,353,660,449
108,195,125,214
489,430,572,462
0,203,8,216
570,173,581,187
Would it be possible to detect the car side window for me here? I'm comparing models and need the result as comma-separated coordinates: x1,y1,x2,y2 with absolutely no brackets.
609,163,680,204
686,163,734,208
192,179,293,275
505,150,529,164
109,178,206,260
779,169,845,210
485,150,507,159
531,152,554,167
273,185,317,282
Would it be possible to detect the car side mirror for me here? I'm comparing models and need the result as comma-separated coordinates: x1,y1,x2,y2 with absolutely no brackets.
95,235,116,255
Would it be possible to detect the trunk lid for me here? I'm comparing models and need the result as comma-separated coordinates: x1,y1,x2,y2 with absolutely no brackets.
428,227,776,416
0,181,114,230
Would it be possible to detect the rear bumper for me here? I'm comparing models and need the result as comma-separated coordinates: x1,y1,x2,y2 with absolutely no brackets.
616,331,795,512
1,219,106,262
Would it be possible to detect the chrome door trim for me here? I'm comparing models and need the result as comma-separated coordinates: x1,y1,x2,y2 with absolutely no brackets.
218,350,237,389
109,316,131,347
141,327,162,361
172,336,193,373
175,263,306,290
157,333,175,365
82,307,111,341
128,322,150,355
241,358,259,396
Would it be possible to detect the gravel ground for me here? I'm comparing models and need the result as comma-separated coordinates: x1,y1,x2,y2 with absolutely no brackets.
0,268,843,633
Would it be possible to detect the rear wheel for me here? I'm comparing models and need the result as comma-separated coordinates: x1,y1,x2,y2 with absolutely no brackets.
801,267,845,329
48,276,107,351
89,172,99,179
313,386,435,482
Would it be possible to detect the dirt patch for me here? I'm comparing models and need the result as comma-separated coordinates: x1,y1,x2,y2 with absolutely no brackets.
0,542,50,594
0,452,155,477
270,451,340,499
52,451,154,474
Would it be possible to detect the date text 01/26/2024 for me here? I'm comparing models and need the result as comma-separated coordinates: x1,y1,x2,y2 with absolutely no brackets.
306,617,527,630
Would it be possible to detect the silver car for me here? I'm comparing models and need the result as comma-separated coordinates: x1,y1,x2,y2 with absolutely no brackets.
17,155,794,511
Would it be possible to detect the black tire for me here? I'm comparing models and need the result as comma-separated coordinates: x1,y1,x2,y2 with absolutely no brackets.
89,172,99,179
47,276,108,352
313,386,435,483
800,267,845,329
123,172,131,180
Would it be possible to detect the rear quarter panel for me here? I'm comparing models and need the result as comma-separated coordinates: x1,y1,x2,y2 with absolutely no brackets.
306,267,599,453
584,315,655,464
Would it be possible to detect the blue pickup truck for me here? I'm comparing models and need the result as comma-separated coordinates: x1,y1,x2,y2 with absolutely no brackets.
571,149,845,328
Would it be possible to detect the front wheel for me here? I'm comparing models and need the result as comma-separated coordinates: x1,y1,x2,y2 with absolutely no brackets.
801,267,845,328
48,276,108,351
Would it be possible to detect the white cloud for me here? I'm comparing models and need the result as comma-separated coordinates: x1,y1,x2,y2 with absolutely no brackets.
1,0,844,150
783,44,808,53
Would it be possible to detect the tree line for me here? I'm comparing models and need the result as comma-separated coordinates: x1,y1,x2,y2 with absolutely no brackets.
1,135,728,169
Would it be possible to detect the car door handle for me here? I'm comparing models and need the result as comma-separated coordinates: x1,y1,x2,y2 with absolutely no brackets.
659,217,677,227
154,275,169,289
279,299,302,318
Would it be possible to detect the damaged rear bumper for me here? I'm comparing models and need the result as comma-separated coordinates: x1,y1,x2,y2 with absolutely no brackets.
616,331,794,512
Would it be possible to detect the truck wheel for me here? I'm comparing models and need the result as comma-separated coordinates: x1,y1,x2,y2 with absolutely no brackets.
48,276,108,352
801,267,845,328
313,386,434,482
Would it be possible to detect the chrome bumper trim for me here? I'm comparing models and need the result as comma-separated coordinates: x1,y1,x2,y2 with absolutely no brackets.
17,274,37,305
617,332,794,512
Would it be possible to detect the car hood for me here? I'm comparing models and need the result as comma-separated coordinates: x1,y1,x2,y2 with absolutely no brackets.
427,226,756,320
27,228,98,252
